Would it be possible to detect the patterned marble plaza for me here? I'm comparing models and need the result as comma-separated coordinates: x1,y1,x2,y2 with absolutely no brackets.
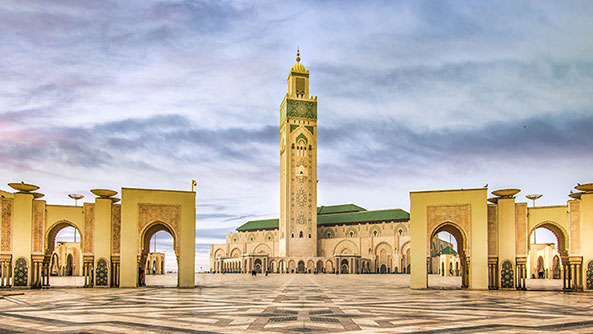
1,274,593,333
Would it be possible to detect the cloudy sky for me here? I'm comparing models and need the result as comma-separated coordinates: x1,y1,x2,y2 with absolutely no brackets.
1,1,592,271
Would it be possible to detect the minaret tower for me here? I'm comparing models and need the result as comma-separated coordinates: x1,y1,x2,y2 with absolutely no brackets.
279,49,318,258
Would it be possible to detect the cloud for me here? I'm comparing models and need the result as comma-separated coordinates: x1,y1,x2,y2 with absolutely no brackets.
0,113,278,173
2,1,592,270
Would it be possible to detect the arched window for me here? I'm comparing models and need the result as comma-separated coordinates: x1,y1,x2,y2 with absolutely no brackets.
398,229,403,235
373,230,378,237
349,231,354,238
268,236,272,241
327,232,331,238
299,231,303,238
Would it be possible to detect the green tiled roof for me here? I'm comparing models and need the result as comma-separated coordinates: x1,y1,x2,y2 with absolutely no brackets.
236,218,279,231
317,209,408,226
236,204,409,231
317,204,366,215
438,246,457,255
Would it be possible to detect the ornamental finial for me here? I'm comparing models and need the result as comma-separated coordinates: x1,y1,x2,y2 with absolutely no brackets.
296,47,301,63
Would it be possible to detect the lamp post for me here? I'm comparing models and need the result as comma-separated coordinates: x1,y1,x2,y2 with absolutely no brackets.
526,194,542,244
525,194,542,208
68,194,84,206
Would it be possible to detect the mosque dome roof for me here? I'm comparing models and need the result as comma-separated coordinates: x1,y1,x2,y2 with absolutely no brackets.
291,63,306,72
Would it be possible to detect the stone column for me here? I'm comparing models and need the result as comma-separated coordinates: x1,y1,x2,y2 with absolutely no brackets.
569,257,583,291
83,256,94,287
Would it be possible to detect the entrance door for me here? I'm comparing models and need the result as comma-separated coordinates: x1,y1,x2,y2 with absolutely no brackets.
380,264,386,274
341,259,349,274
254,259,262,273
297,261,305,273
316,261,323,273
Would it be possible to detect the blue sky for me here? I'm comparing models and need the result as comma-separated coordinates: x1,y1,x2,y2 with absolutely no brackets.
2,1,592,271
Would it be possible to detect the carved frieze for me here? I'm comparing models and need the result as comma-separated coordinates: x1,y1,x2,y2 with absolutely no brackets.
515,203,528,256
487,205,498,256
426,204,471,253
32,201,45,253
83,203,94,254
137,203,181,252
1,199,13,252
112,204,121,254
569,201,581,254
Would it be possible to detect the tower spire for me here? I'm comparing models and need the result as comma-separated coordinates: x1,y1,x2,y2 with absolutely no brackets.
296,47,301,63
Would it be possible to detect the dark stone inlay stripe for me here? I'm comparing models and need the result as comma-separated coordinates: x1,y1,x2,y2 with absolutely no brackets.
0,312,217,334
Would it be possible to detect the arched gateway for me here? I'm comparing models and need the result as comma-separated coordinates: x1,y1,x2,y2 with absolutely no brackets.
411,185,592,291
0,184,196,289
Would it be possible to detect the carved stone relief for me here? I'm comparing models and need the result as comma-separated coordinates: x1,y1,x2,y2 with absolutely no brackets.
1,199,13,252
111,204,121,254
137,203,181,253
515,203,528,256
487,204,497,256
32,201,45,253
426,204,471,254
569,200,581,254
83,203,94,254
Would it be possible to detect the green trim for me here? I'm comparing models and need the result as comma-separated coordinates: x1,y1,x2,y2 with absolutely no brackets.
317,209,409,226
236,218,279,231
236,205,409,231
295,133,308,145
290,124,299,132
317,204,366,215
281,99,317,124
305,126,314,135
438,246,458,255
290,72,309,77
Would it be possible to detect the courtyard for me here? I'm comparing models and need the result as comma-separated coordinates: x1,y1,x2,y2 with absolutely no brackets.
0,274,592,333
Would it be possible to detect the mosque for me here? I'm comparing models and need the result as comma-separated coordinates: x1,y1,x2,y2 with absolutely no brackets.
209,52,456,275
210,51,593,293
1,50,591,291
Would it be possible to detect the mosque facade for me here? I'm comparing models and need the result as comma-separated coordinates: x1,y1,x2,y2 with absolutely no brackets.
210,53,593,293
210,53,455,275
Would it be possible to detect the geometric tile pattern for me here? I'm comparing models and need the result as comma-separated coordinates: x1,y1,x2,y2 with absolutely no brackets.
13,257,28,287
95,259,108,286
2,274,593,333
501,260,514,288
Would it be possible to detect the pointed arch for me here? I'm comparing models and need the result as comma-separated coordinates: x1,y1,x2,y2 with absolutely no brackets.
529,220,569,256
230,248,242,258
45,220,83,255
295,133,309,145
333,239,359,256
253,243,272,255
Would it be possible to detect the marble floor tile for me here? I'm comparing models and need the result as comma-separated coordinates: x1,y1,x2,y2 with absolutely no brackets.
0,274,591,333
